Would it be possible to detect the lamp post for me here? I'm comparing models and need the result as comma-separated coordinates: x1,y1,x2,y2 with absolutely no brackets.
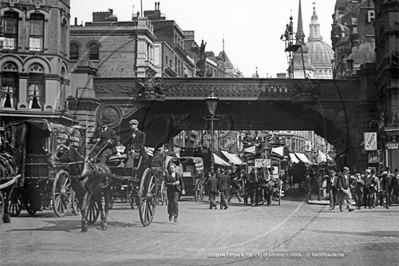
205,89,219,173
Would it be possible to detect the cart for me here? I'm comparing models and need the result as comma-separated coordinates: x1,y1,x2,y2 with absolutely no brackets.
5,119,85,217
51,137,160,229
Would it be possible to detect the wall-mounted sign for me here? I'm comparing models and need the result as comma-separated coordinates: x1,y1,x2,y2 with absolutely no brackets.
255,159,271,168
386,142,399,149
364,132,377,151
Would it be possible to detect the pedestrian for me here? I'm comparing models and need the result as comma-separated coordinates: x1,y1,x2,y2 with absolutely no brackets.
305,174,313,200
206,172,218,209
218,168,230,210
369,169,380,208
337,167,354,212
379,169,392,209
89,118,118,165
328,170,338,210
392,169,399,204
122,119,146,168
352,173,364,209
165,163,185,223
316,174,323,201
227,174,242,203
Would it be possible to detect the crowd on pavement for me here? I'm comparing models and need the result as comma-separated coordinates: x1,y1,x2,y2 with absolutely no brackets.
303,166,399,212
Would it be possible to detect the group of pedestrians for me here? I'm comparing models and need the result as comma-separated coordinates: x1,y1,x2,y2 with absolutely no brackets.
325,167,399,212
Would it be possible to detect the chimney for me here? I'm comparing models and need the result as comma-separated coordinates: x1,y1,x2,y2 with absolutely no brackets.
158,2,160,10
155,2,157,10
74,17,77,26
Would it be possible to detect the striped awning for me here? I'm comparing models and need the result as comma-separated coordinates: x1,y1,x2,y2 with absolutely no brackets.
214,153,231,166
221,150,244,165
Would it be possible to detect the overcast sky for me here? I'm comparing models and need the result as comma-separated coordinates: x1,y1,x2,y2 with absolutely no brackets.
70,0,336,78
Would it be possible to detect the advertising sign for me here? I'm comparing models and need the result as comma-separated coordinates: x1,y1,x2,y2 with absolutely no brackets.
255,159,271,168
364,132,377,151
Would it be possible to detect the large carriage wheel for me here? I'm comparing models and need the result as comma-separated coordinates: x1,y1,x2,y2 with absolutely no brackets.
160,180,168,206
138,168,157,227
86,198,99,225
198,185,205,202
278,181,282,206
25,191,37,216
52,170,72,217
0,191,4,222
8,188,21,217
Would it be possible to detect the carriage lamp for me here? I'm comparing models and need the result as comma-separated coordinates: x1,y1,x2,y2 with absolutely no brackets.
205,88,219,172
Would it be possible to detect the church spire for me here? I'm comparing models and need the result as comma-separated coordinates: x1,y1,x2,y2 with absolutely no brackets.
295,0,305,45
308,2,323,42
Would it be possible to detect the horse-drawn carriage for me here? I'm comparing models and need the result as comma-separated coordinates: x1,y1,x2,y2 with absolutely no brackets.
3,119,85,217
3,119,161,230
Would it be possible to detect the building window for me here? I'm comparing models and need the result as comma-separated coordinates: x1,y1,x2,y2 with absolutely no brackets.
1,63,19,109
70,43,79,60
89,43,99,60
28,64,45,109
29,13,45,52
3,11,19,50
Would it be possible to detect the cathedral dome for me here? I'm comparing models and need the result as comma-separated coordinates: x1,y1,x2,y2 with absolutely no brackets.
306,40,334,68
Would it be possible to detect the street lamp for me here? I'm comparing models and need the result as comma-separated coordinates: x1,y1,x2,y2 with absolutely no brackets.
205,88,219,173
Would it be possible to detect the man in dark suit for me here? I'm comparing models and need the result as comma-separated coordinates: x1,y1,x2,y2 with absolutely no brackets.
123,119,146,167
218,169,230,210
206,172,218,209
90,118,118,165
338,167,354,212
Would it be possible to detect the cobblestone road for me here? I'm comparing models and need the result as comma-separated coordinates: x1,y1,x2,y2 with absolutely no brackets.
1,189,398,266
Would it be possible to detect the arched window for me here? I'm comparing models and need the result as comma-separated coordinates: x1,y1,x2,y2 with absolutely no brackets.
89,43,99,60
1,62,19,109
70,43,79,60
29,13,45,51
3,11,19,50
28,64,45,110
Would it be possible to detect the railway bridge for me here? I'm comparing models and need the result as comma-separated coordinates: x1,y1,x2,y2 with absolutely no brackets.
69,73,377,170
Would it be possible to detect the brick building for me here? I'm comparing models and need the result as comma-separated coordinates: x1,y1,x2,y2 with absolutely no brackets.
0,0,73,134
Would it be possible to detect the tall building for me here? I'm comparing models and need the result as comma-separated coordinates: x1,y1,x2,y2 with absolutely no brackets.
306,5,334,79
289,0,314,79
0,0,73,135
373,0,399,171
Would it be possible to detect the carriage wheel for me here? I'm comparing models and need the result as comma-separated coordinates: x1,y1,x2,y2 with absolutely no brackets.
25,191,37,216
86,198,99,225
138,168,157,227
278,182,282,206
8,189,21,217
0,191,4,222
161,181,168,206
52,170,72,217
71,191,80,215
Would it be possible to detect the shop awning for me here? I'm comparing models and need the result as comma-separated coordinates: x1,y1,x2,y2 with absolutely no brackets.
221,150,245,165
317,150,327,163
295,152,313,164
289,153,300,163
214,153,231,166
272,147,284,157
244,145,256,154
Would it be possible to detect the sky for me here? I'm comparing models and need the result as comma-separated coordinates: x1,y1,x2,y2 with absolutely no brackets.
70,0,336,78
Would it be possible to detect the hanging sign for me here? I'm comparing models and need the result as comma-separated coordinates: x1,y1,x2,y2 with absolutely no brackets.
364,132,377,151
255,159,271,168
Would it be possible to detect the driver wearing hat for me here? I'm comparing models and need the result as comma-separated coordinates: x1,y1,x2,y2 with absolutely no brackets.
90,117,118,164
122,119,146,167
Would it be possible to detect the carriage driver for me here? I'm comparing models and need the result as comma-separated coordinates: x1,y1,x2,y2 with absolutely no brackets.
123,119,146,168
90,117,118,165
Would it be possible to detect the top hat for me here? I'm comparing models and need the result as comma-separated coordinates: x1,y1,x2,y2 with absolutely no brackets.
101,117,111,124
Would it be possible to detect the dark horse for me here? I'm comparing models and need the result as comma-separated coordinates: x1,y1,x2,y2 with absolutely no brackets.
0,152,18,223
51,143,112,232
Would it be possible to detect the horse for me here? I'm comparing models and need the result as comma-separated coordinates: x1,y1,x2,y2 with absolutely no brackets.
0,151,18,223
51,143,112,232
